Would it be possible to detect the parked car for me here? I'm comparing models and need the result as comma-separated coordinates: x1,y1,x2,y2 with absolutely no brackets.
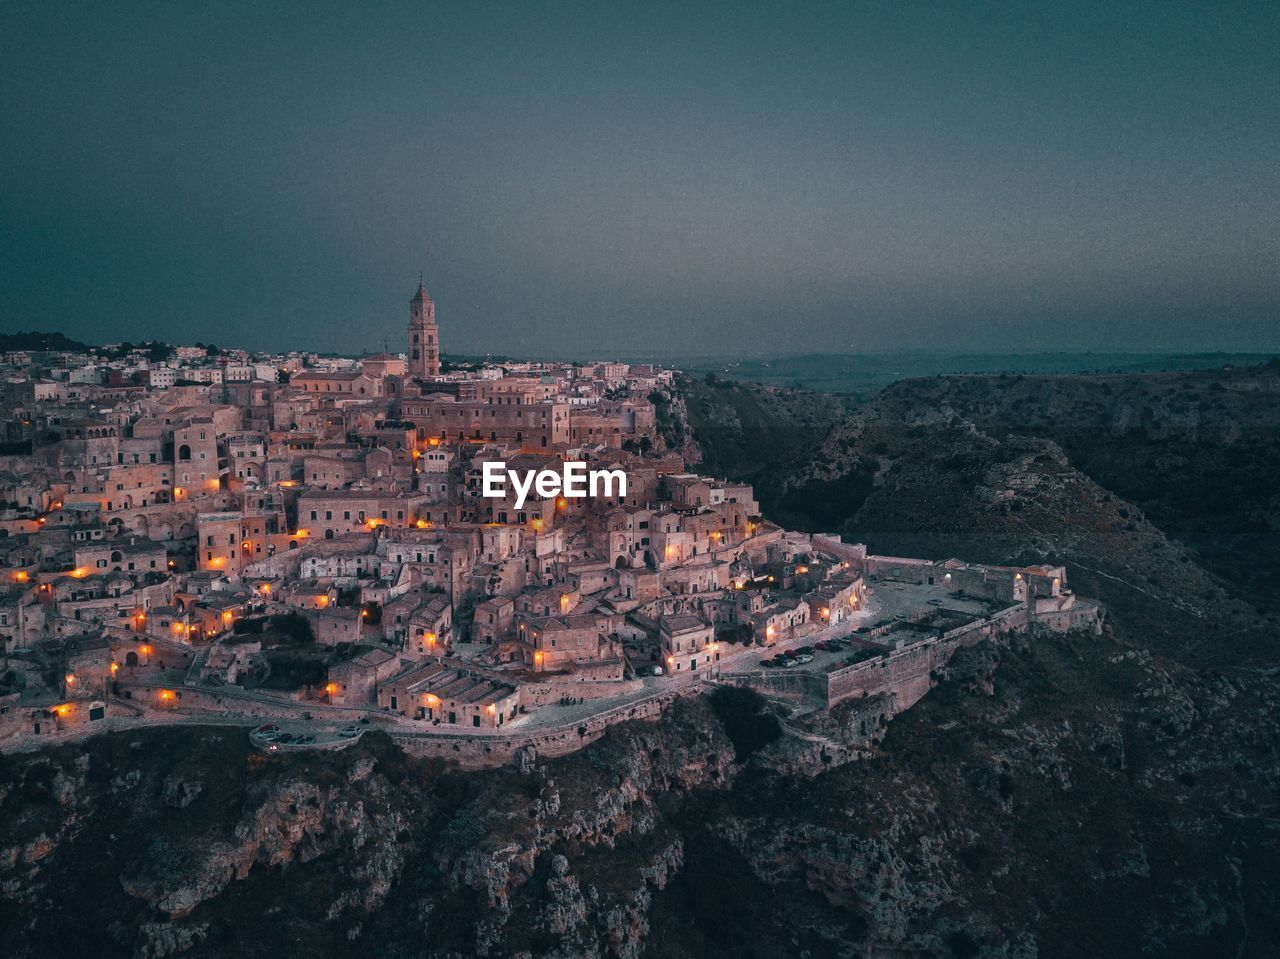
777,656,797,668
795,645,815,654
795,653,814,664
815,640,835,651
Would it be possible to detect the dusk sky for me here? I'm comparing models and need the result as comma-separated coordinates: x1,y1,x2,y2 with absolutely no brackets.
2,2,1277,357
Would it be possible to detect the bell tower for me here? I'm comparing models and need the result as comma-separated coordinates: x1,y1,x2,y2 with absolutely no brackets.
407,275,440,378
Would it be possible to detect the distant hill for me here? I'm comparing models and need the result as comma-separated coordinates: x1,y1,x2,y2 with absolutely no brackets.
0,330,176,362
682,350,1280,396
0,330,94,352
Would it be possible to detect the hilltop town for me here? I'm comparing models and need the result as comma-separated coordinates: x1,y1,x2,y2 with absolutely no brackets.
0,282,1100,760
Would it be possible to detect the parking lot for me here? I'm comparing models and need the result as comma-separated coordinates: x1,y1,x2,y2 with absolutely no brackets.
722,578,1005,677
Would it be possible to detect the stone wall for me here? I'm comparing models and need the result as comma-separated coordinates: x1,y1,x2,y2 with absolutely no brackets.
519,676,645,708
391,689,688,767
825,604,1028,708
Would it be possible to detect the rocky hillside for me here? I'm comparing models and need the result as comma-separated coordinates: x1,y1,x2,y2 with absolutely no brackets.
3,629,1278,958
870,361,1280,614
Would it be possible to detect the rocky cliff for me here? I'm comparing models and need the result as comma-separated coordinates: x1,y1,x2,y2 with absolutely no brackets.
3,627,1277,958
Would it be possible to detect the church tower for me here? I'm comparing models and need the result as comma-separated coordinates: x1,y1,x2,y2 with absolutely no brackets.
407,276,440,378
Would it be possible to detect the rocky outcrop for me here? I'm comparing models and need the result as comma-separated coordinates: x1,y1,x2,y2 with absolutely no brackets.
119,774,409,920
